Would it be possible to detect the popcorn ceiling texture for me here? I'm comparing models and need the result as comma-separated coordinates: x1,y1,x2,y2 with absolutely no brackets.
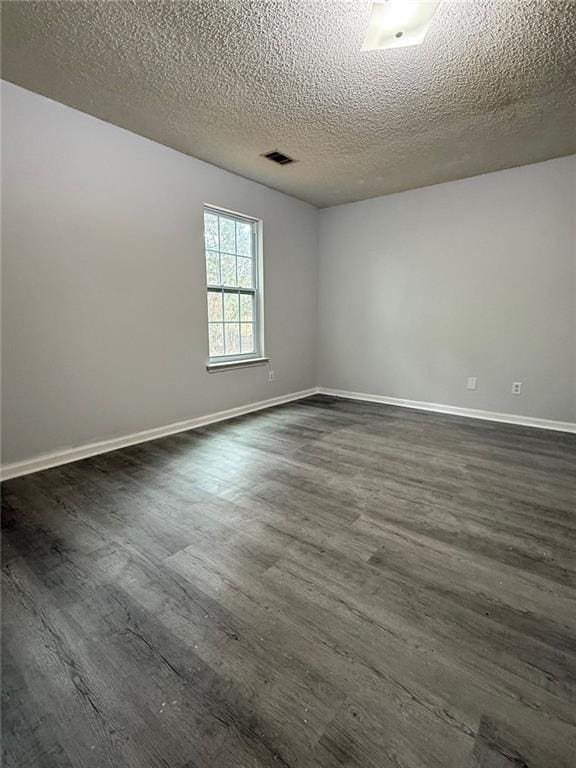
2,0,575,207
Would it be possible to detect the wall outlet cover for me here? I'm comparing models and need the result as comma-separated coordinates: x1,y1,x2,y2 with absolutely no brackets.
512,382,522,395
467,377,478,391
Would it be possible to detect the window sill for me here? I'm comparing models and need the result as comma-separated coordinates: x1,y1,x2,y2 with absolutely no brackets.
207,357,269,372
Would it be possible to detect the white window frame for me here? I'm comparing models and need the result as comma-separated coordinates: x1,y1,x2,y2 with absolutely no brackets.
204,205,267,371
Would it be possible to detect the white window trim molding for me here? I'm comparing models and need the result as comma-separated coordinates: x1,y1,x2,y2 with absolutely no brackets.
204,204,265,365
207,356,270,372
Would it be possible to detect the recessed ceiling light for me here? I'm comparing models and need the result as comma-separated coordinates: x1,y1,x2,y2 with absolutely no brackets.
362,0,441,51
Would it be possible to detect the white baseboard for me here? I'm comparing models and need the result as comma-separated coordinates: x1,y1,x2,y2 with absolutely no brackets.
0,388,319,481
3,385,573,481
318,387,576,434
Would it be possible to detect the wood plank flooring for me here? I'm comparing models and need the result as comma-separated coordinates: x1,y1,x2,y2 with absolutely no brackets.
2,394,576,768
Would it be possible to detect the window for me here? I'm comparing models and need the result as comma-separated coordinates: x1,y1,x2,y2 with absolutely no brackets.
204,206,264,366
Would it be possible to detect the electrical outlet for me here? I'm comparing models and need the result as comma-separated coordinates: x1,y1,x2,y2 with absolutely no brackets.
268,370,275,382
512,381,522,395
466,377,477,391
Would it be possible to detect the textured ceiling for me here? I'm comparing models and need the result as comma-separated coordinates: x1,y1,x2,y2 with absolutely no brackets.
2,0,576,207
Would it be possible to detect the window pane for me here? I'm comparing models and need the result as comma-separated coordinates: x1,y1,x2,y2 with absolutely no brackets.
240,293,253,322
206,251,220,285
207,291,223,322
221,253,236,286
223,292,239,322
204,212,219,250
209,323,224,357
237,257,253,288
236,221,252,257
240,322,254,354
224,323,240,355
204,207,260,362
219,216,236,254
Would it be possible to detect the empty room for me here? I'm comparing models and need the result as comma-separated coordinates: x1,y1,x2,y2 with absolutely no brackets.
1,1,575,766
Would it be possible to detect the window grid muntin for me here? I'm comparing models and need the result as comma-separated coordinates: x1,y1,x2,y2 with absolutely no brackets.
207,289,255,356
205,208,259,361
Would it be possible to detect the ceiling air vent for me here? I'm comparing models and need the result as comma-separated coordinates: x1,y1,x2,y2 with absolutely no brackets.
262,149,296,166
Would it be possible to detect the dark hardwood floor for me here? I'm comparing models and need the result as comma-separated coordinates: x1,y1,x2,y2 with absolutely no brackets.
2,394,576,768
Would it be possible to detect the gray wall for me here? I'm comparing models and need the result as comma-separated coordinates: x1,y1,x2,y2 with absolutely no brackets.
2,82,575,467
318,156,576,423
1,82,318,464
